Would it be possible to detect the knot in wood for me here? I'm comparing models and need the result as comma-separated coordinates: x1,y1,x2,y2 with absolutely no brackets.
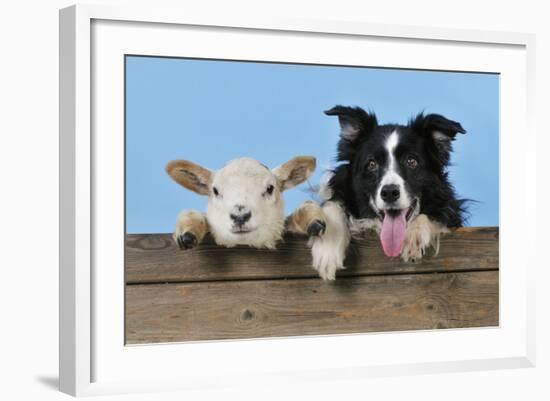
241,309,255,321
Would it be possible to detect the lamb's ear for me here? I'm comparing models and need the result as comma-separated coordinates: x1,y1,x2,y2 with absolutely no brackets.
324,105,377,161
165,160,212,195
411,113,466,165
272,156,316,191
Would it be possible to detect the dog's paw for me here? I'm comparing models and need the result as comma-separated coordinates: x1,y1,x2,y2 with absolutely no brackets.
313,255,344,281
307,219,326,237
401,236,427,263
401,215,434,263
175,231,198,250
310,238,346,281
313,257,344,281
308,201,350,280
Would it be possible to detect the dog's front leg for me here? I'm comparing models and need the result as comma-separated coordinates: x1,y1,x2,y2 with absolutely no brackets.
173,209,209,250
309,201,350,280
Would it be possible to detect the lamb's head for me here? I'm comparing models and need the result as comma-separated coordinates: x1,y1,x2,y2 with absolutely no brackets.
166,156,316,248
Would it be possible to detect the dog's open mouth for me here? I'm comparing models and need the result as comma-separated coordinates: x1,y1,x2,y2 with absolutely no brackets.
379,199,418,257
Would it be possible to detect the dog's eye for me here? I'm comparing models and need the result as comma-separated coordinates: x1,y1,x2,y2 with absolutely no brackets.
265,184,274,196
366,160,378,172
212,187,220,197
406,156,418,169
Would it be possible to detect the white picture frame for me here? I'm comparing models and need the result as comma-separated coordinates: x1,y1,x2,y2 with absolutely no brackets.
59,3,536,397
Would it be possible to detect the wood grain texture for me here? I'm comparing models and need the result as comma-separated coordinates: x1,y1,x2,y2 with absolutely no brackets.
126,270,499,344
125,227,498,283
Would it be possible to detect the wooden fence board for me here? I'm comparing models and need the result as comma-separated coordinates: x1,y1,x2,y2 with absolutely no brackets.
126,270,498,344
125,227,498,283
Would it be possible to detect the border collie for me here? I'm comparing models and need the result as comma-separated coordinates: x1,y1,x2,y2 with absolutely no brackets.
310,105,467,280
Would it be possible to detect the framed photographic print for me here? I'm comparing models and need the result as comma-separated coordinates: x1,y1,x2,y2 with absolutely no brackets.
59,4,536,396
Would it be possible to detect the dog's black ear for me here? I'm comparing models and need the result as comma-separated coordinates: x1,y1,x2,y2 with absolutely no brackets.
411,113,466,166
325,105,377,161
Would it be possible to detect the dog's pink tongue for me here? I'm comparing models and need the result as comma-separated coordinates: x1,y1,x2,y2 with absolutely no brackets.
380,210,408,257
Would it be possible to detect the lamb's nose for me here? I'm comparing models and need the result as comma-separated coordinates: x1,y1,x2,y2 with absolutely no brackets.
230,211,252,226
381,184,400,203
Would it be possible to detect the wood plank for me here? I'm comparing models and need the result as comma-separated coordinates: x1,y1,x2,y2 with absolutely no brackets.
126,227,499,283
126,270,499,344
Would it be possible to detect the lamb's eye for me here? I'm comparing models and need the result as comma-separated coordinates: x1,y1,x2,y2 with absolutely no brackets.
366,160,378,172
212,187,220,196
265,184,274,195
406,156,418,169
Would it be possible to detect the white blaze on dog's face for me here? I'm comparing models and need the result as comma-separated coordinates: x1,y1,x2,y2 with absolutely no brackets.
370,130,417,257
375,131,413,211
166,156,315,248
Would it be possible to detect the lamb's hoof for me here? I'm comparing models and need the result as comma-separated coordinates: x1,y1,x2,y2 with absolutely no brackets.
307,219,326,237
176,232,197,250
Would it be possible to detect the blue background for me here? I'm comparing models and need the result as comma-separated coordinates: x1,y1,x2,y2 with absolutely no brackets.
126,56,499,234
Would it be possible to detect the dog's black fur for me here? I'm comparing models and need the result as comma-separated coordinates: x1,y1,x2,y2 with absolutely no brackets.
325,105,468,229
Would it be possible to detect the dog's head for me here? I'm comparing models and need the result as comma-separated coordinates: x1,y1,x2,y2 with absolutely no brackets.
325,105,465,256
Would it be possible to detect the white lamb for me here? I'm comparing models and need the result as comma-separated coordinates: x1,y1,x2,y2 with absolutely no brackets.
166,156,327,250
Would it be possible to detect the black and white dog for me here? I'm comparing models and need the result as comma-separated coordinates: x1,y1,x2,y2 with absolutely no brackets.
310,105,468,280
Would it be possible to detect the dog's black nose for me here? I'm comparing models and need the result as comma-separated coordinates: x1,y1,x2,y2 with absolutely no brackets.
381,184,401,203
230,211,252,226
